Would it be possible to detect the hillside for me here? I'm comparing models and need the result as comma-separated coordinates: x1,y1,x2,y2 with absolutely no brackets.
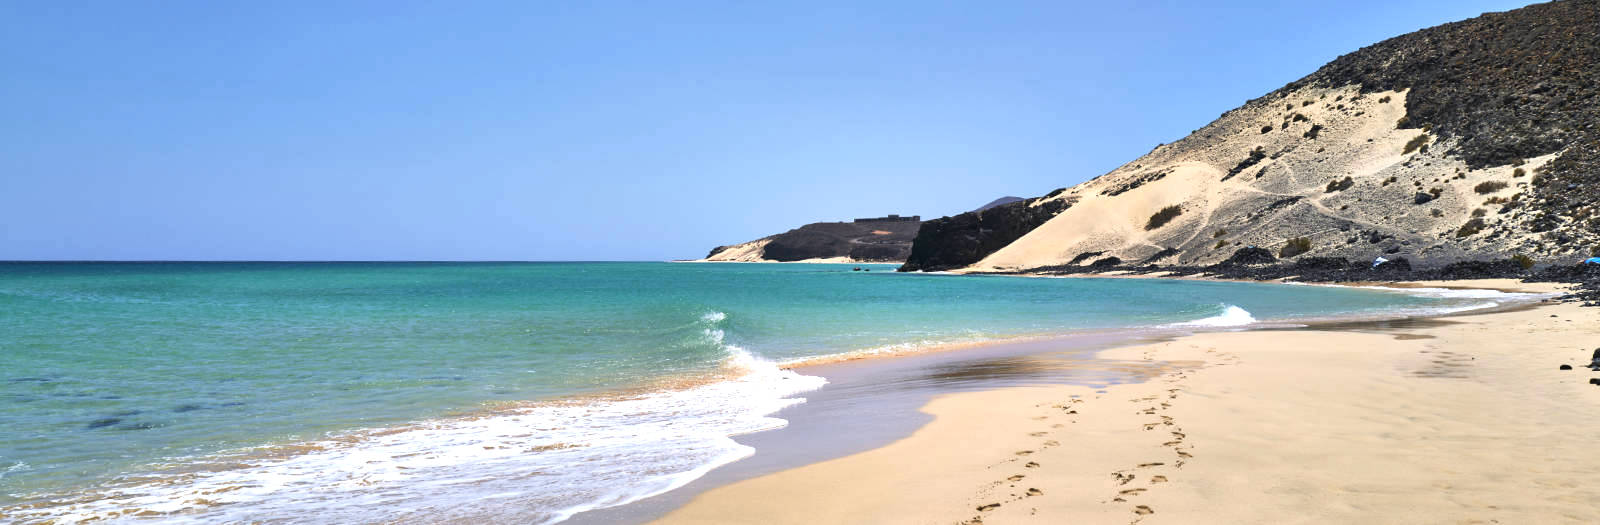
903,0,1600,273
699,216,922,263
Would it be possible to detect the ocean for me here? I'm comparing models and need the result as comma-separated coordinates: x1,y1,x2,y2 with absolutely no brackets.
0,262,1527,523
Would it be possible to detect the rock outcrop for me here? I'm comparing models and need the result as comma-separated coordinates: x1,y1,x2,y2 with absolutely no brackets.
905,0,1600,273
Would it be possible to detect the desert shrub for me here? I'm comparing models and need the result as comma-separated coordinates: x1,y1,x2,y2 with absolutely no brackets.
1302,100,1314,107
1304,124,1323,139
1472,208,1487,217
1455,218,1487,238
1292,113,1308,122
1214,239,1227,250
1145,205,1183,231
1325,176,1354,193
1474,181,1509,194
1512,168,1526,177
1260,125,1273,134
1382,176,1398,186
1511,254,1535,270
1402,134,1430,154
1378,95,1391,103
1279,237,1312,258
1396,116,1411,128
1430,208,1444,217
1212,229,1228,238
1484,196,1509,205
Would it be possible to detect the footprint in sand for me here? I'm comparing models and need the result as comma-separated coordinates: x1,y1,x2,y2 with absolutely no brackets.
1119,488,1147,495
1028,432,1047,437
1007,475,1025,481
1026,488,1043,496
1134,505,1154,515
1015,450,1033,456
976,503,1000,512
1150,475,1168,483
1162,441,1182,447
1136,462,1164,468
1043,440,1059,447
1025,461,1040,468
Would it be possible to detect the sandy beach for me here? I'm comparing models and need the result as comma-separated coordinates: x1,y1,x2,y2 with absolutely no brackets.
655,279,1600,524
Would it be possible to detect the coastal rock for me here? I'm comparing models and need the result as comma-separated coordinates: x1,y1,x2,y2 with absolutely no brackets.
1223,247,1276,266
899,196,1073,272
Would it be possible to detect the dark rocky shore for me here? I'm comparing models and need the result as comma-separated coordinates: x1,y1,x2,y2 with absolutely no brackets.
995,247,1600,306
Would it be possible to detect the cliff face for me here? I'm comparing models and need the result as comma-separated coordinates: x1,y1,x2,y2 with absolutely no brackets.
898,195,1071,272
907,0,1600,273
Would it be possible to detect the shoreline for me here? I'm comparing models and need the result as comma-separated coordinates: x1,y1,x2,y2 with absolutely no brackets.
647,278,1600,523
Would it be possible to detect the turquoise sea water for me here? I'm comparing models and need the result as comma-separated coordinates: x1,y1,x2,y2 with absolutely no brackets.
0,262,1517,523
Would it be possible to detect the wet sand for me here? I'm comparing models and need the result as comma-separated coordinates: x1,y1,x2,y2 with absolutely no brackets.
647,279,1600,524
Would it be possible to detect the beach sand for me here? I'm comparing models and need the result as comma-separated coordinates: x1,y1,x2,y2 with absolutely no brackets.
654,279,1600,524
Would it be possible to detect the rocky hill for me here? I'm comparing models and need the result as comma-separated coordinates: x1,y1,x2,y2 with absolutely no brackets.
903,0,1600,273
699,217,922,263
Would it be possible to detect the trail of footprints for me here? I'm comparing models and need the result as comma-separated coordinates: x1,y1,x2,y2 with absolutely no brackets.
963,345,1229,524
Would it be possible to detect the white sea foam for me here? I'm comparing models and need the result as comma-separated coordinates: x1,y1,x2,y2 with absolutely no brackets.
1176,305,1258,328
5,314,826,525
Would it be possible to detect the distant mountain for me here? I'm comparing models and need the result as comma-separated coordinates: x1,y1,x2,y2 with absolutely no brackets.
904,0,1600,272
698,214,923,263
973,196,1025,212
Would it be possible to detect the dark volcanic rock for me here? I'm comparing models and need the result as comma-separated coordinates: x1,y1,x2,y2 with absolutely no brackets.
1089,256,1122,268
1140,247,1181,265
900,197,1072,272
1413,192,1434,205
1432,259,1527,280
762,221,921,262
1223,247,1277,266
1560,364,1573,370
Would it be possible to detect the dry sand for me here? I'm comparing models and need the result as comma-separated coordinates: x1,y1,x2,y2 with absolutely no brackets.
655,279,1600,524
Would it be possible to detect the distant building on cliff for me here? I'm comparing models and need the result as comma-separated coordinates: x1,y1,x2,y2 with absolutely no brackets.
853,214,920,223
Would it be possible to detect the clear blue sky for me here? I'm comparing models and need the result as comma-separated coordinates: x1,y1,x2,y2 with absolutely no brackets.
0,1,1532,261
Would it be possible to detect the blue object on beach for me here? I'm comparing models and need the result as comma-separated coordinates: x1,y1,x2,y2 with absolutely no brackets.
1584,257,1600,265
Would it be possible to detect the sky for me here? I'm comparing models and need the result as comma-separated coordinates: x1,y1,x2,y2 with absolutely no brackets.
0,0,1535,261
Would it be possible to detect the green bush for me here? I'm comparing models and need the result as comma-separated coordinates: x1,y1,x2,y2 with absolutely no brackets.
1279,237,1312,258
1145,205,1183,231
1511,254,1535,270
1455,218,1486,238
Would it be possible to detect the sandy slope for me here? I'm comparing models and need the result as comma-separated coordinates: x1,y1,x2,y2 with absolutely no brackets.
655,280,1600,524
968,86,1557,272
